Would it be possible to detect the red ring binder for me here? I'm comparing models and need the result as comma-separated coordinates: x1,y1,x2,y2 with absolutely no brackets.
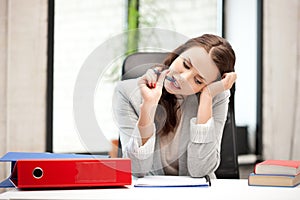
0,152,132,189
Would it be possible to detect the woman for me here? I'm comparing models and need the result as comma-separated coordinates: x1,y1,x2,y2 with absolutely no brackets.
113,34,237,178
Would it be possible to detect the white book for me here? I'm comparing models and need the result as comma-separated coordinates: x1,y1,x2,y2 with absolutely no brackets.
134,176,210,187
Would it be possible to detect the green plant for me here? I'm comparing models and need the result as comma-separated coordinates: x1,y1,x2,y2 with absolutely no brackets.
104,0,166,82
126,0,140,55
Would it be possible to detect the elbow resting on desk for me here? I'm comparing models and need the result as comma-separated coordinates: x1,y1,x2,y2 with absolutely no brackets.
188,149,220,178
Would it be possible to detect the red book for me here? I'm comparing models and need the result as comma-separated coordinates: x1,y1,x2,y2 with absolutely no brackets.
254,160,300,175
8,158,132,189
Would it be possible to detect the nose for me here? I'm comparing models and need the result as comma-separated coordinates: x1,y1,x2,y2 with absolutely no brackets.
180,71,194,82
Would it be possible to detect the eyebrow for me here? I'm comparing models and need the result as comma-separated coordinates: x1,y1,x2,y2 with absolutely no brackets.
185,57,207,83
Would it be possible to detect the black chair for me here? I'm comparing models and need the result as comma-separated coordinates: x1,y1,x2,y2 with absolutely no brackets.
117,52,240,179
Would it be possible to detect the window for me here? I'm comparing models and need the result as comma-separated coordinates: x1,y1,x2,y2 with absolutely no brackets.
225,0,262,161
51,0,221,153
53,0,125,153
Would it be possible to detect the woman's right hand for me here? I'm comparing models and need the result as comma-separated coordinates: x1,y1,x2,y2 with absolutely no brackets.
138,68,169,105
201,72,237,98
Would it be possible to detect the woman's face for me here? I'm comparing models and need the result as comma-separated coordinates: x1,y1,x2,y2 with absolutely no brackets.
164,46,220,96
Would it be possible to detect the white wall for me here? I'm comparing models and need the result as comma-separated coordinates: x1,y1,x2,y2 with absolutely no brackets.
0,0,8,189
0,0,48,187
263,0,300,160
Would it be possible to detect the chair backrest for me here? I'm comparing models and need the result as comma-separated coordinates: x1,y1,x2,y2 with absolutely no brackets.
118,52,240,179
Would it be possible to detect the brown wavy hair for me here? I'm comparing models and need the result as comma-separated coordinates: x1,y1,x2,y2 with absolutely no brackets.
156,34,236,135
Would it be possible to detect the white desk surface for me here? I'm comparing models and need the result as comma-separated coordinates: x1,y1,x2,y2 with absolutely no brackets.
0,179,299,200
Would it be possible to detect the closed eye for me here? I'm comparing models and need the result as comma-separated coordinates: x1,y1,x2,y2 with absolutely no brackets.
194,78,202,85
183,60,190,69
183,57,206,85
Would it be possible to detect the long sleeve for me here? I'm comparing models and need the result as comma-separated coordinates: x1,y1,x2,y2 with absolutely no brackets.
187,90,230,178
112,80,156,177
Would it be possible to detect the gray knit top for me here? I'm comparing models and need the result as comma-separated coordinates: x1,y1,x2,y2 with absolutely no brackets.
113,78,230,178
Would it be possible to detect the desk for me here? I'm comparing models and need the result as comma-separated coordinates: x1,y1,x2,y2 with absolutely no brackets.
0,179,299,200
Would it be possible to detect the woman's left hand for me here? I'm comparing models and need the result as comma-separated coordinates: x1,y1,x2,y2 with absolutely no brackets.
201,72,237,98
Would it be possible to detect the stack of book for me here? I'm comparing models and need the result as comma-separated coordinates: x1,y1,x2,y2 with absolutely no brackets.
248,160,300,187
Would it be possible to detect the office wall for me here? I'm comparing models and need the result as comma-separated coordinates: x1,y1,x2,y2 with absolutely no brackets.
263,0,300,160
0,0,48,182
0,0,8,186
